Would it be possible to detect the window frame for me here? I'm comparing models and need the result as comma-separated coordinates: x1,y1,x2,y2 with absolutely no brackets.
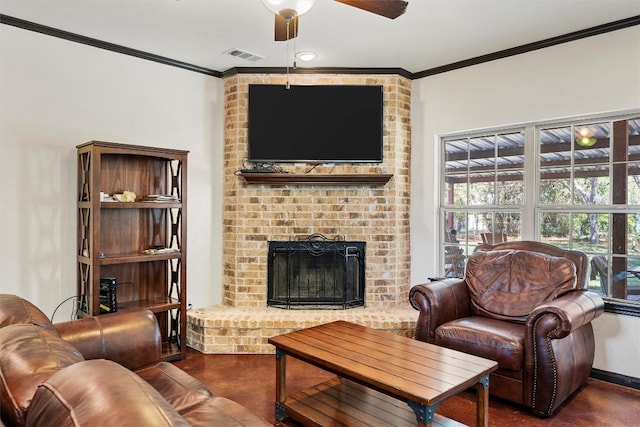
438,110,640,317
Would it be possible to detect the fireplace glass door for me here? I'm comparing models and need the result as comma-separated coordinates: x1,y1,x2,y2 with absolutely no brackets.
267,239,365,309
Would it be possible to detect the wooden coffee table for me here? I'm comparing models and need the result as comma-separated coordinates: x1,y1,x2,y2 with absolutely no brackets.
268,320,497,427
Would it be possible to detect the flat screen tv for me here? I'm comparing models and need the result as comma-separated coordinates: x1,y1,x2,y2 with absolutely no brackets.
248,84,383,163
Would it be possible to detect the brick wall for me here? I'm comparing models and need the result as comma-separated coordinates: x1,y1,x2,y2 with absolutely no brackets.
222,73,411,309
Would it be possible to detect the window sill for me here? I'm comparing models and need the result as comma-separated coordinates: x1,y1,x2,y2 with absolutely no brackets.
604,299,640,317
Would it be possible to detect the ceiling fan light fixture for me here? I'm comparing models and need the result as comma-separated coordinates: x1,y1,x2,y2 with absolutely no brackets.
262,0,317,18
295,51,317,61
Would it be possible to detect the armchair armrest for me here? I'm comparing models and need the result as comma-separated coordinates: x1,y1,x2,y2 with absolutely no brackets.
523,290,604,416
525,291,604,339
409,278,471,342
54,310,161,370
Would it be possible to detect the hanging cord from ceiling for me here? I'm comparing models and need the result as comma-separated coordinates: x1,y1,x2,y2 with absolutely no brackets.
286,18,291,89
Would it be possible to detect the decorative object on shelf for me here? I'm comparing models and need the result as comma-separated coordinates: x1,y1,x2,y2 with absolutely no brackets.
114,190,136,202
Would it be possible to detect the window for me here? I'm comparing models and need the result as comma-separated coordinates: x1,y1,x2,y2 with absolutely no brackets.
441,131,524,275
538,118,640,308
439,113,640,314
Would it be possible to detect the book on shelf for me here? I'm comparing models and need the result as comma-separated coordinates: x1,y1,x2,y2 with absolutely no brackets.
140,247,180,255
141,194,179,202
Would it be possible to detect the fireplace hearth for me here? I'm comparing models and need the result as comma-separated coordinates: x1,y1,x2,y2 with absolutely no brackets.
267,234,365,309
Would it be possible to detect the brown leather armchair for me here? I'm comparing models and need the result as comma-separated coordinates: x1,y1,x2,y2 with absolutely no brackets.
409,241,604,417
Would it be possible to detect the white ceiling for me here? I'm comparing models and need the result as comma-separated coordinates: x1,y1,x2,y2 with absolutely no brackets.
1,0,639,75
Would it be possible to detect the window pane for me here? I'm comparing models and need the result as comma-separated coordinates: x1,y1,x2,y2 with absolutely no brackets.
444,178,467,206
628,163,640,205
574,123,610,164
495,212,521,241
496,131,524,206
442,211,468,278
572,167,610,205
469,179,495,205
497,178,524,205
628,257,640,301
539,212,570,248
588,255,639,300
539,169,571,205
629,213,640,256
540,126,572,169
571,213,609,251
444,139,468,206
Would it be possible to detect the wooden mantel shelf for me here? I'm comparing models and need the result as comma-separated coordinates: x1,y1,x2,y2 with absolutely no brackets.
239,173,393,185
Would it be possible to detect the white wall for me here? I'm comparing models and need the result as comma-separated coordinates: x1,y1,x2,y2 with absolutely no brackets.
0,25,224,319
410,26,640,378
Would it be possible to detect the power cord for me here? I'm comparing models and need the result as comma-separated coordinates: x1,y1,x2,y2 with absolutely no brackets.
51,295,78,323
235,158,288,174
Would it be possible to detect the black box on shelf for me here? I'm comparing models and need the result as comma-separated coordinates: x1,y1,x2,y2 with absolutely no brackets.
99,277,117,314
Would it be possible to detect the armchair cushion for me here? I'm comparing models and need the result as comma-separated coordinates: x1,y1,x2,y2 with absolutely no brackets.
466,250,577,322
436,317,524,371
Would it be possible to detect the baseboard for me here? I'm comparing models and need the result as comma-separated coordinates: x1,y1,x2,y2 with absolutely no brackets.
591,368,640,390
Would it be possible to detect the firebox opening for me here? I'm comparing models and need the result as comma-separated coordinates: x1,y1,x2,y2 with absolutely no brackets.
267,235,365,309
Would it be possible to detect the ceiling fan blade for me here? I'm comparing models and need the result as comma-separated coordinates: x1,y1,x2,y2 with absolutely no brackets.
335,0,408,19
274,14,299,41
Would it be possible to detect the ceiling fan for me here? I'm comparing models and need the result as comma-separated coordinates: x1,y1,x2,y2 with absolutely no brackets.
262,0,409,41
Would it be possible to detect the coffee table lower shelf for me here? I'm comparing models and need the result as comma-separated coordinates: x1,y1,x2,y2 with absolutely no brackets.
278,377,465,427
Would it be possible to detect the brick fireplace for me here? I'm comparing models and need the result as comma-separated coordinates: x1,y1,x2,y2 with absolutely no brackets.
187,72,416,353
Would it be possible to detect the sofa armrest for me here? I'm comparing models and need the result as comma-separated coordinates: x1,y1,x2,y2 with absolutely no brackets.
409,279,471,343
54,310,161,370
525,291,604,339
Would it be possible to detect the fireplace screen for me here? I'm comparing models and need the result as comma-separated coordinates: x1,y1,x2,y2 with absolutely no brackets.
267,235,365,309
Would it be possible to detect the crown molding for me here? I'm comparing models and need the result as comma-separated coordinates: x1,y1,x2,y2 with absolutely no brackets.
0,14,223,77
2,13,638,80
221,67,413,79
413,14,640,79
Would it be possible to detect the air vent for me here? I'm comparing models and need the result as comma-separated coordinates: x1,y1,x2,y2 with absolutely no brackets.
222,48,265,62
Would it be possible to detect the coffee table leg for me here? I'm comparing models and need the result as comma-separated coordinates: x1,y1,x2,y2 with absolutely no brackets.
408,400,439,427
475,374,490,427
275,348,287,421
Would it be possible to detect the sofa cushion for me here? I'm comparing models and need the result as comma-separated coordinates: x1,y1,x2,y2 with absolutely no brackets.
136,362,271,426
0,294,55,332
436,317,525,371
183,396,273,427
465,250,577,322
0,324,83,426
136,361,214,414
26,359,190,427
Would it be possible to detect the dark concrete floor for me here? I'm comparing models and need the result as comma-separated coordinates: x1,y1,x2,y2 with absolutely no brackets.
173,348,640,426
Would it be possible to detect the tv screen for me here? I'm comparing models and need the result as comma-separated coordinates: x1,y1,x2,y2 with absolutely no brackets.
248,84,383,163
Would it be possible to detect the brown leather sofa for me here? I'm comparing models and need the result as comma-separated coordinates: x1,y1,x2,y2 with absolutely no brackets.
0,294,271,426
409,241,604,417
